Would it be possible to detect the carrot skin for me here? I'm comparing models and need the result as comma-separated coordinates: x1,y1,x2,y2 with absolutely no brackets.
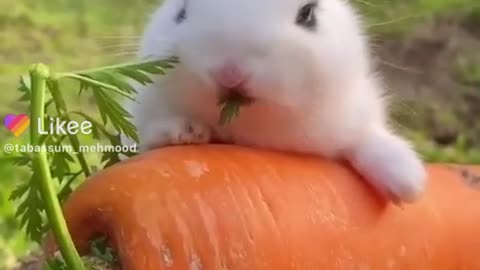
50,145,480,270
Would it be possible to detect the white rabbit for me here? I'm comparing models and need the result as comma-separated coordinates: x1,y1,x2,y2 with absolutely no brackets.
125,0,426,204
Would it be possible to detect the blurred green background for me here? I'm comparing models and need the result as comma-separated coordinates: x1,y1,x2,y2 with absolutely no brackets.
0,0,479,269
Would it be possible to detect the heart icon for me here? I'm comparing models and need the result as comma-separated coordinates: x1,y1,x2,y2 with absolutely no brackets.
4,114,30,137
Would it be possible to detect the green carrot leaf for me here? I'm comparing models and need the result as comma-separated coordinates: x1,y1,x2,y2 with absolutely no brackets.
15,174,46,243
92,87,139,142
18,75,32,101
217,91,252,125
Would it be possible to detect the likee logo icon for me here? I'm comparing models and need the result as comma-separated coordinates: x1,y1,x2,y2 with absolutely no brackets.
4,114,30,137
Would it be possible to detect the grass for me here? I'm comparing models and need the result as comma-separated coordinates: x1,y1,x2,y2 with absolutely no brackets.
358,0,480,34
0,1,159,268
0,0,479,268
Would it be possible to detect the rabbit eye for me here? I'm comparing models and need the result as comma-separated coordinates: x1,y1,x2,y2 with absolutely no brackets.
175,8,186,23
296,2,317,30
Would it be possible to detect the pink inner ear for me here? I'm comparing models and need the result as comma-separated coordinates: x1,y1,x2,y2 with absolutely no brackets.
3,114,16,127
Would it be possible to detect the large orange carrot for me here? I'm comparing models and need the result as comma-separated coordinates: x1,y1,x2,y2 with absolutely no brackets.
53,145,480,270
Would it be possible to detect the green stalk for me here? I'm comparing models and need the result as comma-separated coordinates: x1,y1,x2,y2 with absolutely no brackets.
48,79,92,177
56,56,178,75
57,74,135,100
29,63,86,270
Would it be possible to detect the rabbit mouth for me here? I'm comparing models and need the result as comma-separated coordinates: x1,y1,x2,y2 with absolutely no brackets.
218,87,255,105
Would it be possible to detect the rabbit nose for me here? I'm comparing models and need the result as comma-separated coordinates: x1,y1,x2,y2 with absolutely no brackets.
210,62,248,89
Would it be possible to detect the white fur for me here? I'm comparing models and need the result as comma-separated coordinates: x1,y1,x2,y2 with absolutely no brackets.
125,0,426,203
